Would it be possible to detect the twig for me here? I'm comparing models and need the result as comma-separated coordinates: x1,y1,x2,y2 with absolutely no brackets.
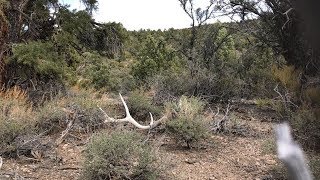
211,103,232,133
282,8,294,30
58,166,81,170
143,128,152,144
56,118,74,145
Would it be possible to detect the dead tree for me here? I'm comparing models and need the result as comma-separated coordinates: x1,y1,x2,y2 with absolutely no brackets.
178,0,227,76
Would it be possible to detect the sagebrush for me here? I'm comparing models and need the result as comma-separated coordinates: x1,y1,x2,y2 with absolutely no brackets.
82,131,157,180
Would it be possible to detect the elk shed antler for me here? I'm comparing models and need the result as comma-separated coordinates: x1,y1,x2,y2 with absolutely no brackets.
99,93,167,130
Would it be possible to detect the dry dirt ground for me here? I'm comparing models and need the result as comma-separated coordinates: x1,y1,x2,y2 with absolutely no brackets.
0,104,284,180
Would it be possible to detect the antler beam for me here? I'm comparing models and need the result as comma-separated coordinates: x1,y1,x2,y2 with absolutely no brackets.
99,93,167,129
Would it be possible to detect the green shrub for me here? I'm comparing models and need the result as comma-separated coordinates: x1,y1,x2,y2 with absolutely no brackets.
9,41,67,79
272,65,301,94
165,96,208,148
304,87,320,106
131,35,181,83
80,52,135,92
166,117,207,149
82,131,157,180
128,90,161,121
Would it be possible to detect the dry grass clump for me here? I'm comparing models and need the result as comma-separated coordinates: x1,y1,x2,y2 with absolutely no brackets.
272,65,301,93
0,86,36,154
36,88,110,134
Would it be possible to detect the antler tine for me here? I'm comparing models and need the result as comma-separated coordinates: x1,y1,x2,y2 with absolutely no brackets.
149,112,154,126
98,106,111,119
0,156,2,170
119,93,132,119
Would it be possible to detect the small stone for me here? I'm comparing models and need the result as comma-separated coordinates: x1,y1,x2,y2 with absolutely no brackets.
184,158,197,164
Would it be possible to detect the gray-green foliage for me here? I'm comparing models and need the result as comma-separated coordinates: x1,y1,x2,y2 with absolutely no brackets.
9,41,67,79
152,67,241,103
80,52,135,91
128,90,161,121
132,35,181,82
58,8,127,58
82,131,157,180
165,96,208,148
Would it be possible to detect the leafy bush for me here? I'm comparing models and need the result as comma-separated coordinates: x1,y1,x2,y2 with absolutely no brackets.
7,41,72,104
127,90,161,121
82,131,157,180
35,97,67,133
80,52,135,92
256,98,288,117
132,35,181,83
165,96,208,148
9,41,67,79
169,95,205,118
166,117,207,149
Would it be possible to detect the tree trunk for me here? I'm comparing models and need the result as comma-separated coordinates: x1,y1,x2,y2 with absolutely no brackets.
0,8,9,87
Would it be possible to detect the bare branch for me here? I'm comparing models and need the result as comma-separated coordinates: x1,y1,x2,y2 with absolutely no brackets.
56,118,74,145
282,8,294,30
211,103,232,133
56,108,76,145
99,93,167,130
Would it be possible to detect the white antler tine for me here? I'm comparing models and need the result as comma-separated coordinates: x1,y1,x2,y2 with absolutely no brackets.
119,93,132,118
149,112,154,126
0,156,2,170
98,105,110,119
